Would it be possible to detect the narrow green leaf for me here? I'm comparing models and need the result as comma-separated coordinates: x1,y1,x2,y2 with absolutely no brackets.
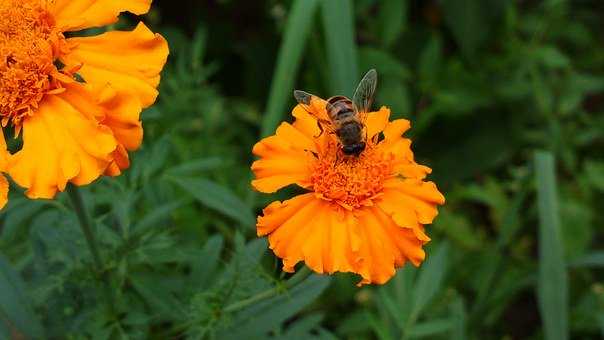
408,318,455,338
440,0,489,58
190,235,224,290
378,0,407,48
0,254,43,339
168,176,255,228
164,157,224,176
409,243,449,323
321,0,359,96
569,252,604,268
534,151,569,340
450,297,467,340
261,0,319,137
132,200,184,234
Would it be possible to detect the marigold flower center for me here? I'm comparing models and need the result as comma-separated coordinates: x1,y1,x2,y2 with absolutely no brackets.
311,140,393,209
0,0,66,127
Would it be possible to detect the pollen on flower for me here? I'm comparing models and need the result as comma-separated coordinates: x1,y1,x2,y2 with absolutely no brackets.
311,140,393,209
0,0,67,129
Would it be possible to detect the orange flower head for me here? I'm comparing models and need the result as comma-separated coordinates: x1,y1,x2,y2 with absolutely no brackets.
0,0,63,129
252,84,445,285
0,0,169,203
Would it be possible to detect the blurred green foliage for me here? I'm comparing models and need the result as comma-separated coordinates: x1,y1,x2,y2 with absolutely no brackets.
1,0,604,339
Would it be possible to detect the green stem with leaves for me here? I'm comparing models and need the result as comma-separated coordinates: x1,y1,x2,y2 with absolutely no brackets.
223,266,314,313
67,185,104,272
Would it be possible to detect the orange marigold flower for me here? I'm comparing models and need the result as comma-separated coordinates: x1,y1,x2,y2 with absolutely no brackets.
0,0,168,199
251,94,445,285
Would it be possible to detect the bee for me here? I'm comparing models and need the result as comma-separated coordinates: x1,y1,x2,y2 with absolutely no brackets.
294,69,378,157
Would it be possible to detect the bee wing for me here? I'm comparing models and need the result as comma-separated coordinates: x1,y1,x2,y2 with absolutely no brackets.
293,90,336,134
352,69,378,124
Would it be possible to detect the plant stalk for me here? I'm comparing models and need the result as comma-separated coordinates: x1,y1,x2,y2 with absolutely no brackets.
67,185,104,272
223,266,314,313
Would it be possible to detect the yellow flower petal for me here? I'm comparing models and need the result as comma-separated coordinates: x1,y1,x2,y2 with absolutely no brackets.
62,22,169,108
258,195,362,275
52,0,152,31
8,86,117,199
251,122,317,193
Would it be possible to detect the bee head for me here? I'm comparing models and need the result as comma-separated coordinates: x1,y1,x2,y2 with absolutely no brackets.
342,142,366,157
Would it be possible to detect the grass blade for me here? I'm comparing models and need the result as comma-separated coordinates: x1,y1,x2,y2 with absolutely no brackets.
534,151,568,340
321,0,359,96
261,0,319,137
407,242,449,329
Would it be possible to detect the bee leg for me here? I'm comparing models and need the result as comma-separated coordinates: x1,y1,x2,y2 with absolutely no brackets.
313,121,325,138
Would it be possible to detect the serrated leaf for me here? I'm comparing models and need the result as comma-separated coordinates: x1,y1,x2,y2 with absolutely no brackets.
220,276,331,339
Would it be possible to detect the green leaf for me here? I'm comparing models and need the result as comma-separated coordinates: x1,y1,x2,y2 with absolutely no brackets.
584,160,604,191
358,48,411,80
450,297,467,340
220,276,331,339
164,157,224,176
409,243,449,324
321,0,359,96
440,0,489,57
0,254,43,339
378,0,407,48
569,252,604,268
168,176,255,228
534,46,570,69
261,0,319,136
190,235,224,290
408,318,455,338
132,200,185,234
534,151,569,340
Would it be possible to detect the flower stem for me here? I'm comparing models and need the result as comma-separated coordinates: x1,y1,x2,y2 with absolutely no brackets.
223,266,314,313
66,185,104,272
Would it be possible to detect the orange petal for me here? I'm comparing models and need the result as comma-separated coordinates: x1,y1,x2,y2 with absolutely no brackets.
62,22,169,108
379,119,432,179
8,89,117,199
251,122,317,193
355,207,426,285
104,145,130,177
366,106,390,139
377,178,445,242
0,174,8,210
52,0,152,31
95,85,143,151
257,195,362,275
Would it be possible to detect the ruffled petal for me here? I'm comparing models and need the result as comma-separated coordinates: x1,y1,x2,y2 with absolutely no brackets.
377,178,445,241
379,119,432,179
366,106,390,139
95,85,143,151
52,0,152,31
251,121,318,193
257,195,362,275
355,207,426,285
8,87,117,199
62,22,169,108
